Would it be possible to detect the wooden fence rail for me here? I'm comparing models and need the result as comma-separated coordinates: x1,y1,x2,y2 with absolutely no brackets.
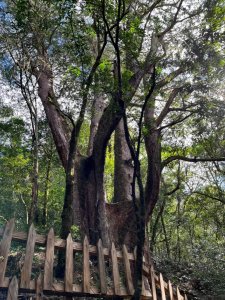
0,219,188,299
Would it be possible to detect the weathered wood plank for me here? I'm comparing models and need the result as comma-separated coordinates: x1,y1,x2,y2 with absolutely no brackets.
177,287,182,300
20,224,36,289
0,219,15,286
122,244,134,295
97,239,107,294
36,274,43,300
168,280,174,300
65,233,73,292
1,277,9,288
43,228,55,290
141,275,152,298
83,236,90,293
7,276,18,300
159,273,166,300
150,266,157,300
111,242,120,295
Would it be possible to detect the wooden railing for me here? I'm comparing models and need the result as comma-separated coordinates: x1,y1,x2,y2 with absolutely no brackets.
0,219,188,299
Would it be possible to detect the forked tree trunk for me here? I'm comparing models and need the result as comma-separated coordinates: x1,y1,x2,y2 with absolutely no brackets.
34,56,162,250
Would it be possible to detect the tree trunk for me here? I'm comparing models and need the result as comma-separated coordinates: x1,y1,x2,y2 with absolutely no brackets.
35,59,69,170
144,103,162,222
87,94,107,156
29,115,39,225
114,119,133,203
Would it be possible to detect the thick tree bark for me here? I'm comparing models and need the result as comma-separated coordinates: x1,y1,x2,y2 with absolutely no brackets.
114,119,133,203
144,104,162,222
33,57,81,239
106,201,137,247
60,127,77,240
91,101,125,245
76,155,98,243
35,59,70,170
87,94,107,156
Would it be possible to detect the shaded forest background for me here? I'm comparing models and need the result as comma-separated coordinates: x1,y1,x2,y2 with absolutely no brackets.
0,0,225,298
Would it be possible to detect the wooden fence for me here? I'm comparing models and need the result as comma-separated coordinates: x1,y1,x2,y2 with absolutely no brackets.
0,219,188,299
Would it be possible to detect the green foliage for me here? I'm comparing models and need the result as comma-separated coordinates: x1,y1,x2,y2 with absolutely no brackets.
99,59,111,72
0,103,65,232
151,163,225,296
208,0,225,30
78,121,90,155
105,139,114,202
66,66,82,78
71,224,81,241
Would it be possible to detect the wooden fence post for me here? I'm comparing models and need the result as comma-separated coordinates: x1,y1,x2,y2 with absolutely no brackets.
150,266,157,300
177,287,182,300
0,219,15,286
159,273,166,300
20,224,36,289
122,244,134,295
97,239,107,294
111,242,120,295
36,274,43,300
44,228,55,290
83,236,90,293
168,280,174,300
7,276,18,300
65,233,73,292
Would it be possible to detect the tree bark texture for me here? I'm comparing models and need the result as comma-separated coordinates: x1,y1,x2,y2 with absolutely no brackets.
35,58,70,170
144,103,162,223
87,94,107,156
114,119,133,203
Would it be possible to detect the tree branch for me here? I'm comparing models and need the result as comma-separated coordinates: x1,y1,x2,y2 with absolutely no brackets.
156,67,185,89
158,112,194,131
158,0,184,37
162,156,225,168
164,163,181,196
156,88,180,127
193,191,225,205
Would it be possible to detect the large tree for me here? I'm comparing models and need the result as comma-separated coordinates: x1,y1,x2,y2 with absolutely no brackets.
1,0,224,254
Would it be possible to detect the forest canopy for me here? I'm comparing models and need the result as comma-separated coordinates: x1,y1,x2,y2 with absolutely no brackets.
0,0,225,298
